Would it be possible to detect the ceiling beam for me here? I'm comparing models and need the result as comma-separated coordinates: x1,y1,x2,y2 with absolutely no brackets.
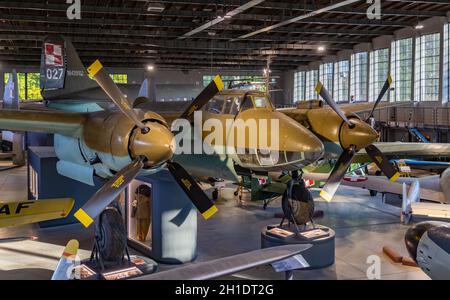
233,0,362,40
178,0,266,39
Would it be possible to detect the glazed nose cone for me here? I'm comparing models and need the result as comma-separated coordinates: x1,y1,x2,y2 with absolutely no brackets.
131,122,174,166
339,118,379,150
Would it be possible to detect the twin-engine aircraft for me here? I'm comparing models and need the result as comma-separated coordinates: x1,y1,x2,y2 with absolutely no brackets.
0,35,325,228
279,76,402,201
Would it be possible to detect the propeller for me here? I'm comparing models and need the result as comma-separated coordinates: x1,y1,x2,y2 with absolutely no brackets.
315,81,354,128
74,158,144,227
316,79,400,202
87,60,150,134
179,75,225,120
167,161,218,219
366,74,393,122
74,63,223,227
365,144,400,182
320,146,356,202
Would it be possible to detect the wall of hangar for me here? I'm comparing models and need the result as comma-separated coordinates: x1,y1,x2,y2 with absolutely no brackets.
0,67,285,104
287,15,450,107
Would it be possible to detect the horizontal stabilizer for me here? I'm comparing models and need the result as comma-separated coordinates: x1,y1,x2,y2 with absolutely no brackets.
133,244,311,280
0,198,75,228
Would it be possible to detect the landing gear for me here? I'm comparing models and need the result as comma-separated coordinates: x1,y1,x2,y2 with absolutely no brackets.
281,171,314,226
90,206,131,270
369,190,378,197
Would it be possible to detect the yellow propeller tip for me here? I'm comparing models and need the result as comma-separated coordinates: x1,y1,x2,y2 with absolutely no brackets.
87,60,103,77
314,82,323,94
74,208,94,228
320,190,333,202
213,75,225,91
201,205,218,220
62,239,79,258
387,74,393,85
390,172,401,182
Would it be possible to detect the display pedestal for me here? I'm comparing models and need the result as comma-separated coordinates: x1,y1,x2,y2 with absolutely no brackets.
78,255,157,280
126,170,198,265
261,224,335,269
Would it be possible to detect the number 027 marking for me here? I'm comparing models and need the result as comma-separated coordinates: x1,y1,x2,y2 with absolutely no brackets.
46,68,64,80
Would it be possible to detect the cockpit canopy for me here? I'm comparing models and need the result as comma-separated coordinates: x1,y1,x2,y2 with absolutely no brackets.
204,90,274,115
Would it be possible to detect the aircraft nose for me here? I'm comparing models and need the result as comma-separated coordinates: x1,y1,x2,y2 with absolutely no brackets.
277,113,324,163
340,118,379,150
131,122,174,166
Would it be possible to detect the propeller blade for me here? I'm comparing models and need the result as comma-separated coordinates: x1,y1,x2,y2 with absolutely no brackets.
51,239,79,280
320,146,356,202
74,158,144,228
179,75,224,120
365,144,400,182
166,161,218,220
366,74,393,122
87,60,149,133
315,81,354,128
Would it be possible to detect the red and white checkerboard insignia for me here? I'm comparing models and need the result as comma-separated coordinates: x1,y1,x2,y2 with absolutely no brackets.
304,179,315,188
45,43,63,67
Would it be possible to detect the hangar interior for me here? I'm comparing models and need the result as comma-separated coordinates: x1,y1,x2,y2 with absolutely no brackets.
0,0,449,280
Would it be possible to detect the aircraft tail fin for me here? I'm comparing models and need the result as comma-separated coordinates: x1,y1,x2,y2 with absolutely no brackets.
402,181,420,224
40,35,97,100
51,239,79,280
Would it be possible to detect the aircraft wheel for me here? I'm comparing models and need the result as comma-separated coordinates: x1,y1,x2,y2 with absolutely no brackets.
95,207,127,262
369,190,378,197
282,182,314,225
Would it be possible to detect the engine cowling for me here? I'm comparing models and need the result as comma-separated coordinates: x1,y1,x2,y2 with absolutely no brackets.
296,99,323,109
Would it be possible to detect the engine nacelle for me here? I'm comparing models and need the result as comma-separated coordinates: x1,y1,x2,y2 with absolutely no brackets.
296,99,323,109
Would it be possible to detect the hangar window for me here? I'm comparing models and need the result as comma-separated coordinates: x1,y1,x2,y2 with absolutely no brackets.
293,71,306,102
445,24,450,103
4,72,43,101
319,63,334,97
369,48,390,102
350,52,368,102
305,69,319,100
110,74,128,84
333,60,349,102
415,33,440,102
390,38,413,102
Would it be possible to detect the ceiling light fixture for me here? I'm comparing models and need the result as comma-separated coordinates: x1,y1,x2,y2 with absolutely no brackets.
415,23,424,30
147,65,155,71
318,46,325,52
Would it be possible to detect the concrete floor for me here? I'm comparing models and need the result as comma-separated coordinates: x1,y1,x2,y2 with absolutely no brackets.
0,166,429,280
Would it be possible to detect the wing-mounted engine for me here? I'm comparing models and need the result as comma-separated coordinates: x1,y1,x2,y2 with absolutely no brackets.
295,99,323,109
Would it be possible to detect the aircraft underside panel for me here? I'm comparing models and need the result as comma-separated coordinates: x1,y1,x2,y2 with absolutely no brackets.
56,160,95,186
173,153,239,182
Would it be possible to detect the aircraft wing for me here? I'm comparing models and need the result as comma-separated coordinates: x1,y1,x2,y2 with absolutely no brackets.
353,142,450,163
133,244,311,280
0,110,87,137
0,198,75,228
303,173,446,203
339,101,411,115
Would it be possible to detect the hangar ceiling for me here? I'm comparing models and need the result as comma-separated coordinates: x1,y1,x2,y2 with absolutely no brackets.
1,0,450,71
